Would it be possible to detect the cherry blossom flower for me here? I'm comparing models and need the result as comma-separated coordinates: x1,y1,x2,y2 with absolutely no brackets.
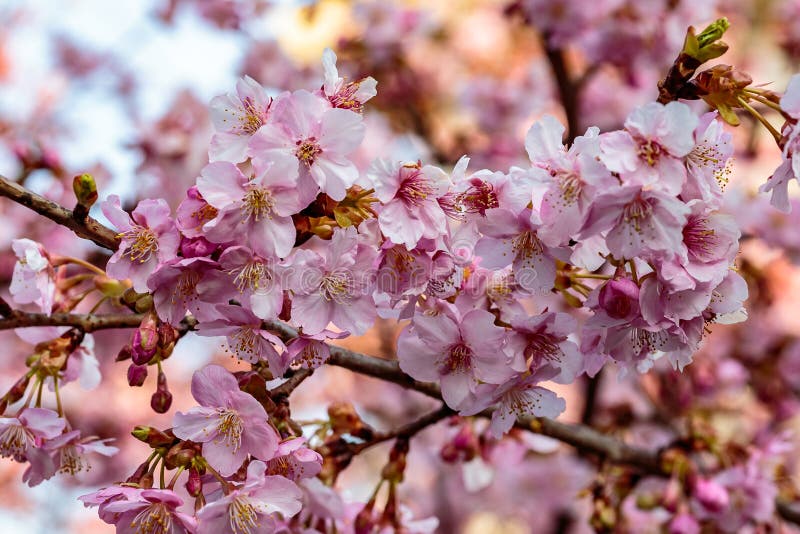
23,429,117,486
525,117,616,246
10,238,55,313
100,488,197,534
369,159,449,249
321,48,377,112
196,157,301,259
0,408,65,462
149,257,220,325
209,75,272,163
196,460,302,534
287,226,377,335
599,101,698,195
284,329,348,370
760,74,800,212
173,365,280,476
265,437,322,480
102,195,180,292
507,311,583,383
197,246,284,320
474,208,565,293
249,89,365,204
196,306,286,374
397,306,521,409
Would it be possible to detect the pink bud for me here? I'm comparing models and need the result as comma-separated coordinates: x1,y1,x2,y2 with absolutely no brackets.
179,236,217,258
127,363,148,387
598,277,640,320
151,369,172,413
669,513,700,534
693,477,729,514
132,314,159,365
185,468,203,497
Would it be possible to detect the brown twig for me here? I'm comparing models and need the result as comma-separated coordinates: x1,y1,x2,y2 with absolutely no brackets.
349,404,452,455
0,175,119,251
542,42,579,144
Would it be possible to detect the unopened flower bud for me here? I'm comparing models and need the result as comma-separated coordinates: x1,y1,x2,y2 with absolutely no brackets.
134,294,154,313
158,323,179,349
180,236,217,258
132,313,159,365
150,369,172,413
117,344,133,362
599,277,640,320
165,443,196,469
693,477,729,513
72,173,98,220
131,425,175,448
127,363,148,387
185,467,203,497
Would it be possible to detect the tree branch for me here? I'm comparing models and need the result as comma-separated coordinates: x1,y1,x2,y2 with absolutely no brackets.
0,311,143,332
0,175,119,251
542,42,579,144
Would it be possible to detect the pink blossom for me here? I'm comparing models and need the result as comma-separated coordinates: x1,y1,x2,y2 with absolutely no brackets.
79,485,147,524
284,329,348,369
397,306,521,409
682,112,732,208
10,238,55,313
507,311,583,383
173,364,280,476
149,257,220,325
0,408,65,462
287,227,376,335
196,460,302,534
369,159,449,249
525,116,616,246
321,48,377,112
100,488,197,533
196,157,301,259
598,276,640,321
599,102,698,195
197,246,284,320
176,186,219,238
581,186,689,261
658,201,740,291
209,75,272,163
265,437,322,480
102,195,180,292
461,370,566,438
249,89,365,204
474,208,565,293
23,429,117,486
760,75,800,212
196,305,286,374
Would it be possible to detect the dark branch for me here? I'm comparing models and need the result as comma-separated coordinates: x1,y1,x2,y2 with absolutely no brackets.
0,175,119,251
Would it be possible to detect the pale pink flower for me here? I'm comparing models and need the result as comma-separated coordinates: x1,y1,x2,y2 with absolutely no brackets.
196,460,302,534
287,227,376,336
581,186,689,260
397,306,521,409
760,75,800,212
599,102,698,195
474,208,565,293
149,257,220,325
10,238,55,312
209,75,272,162
265,437,322,480
321,48,377,112
249,89,365,204
24,429,117,486
196,157,301,259
682,112,732,208
284,329,348,370
197,246,284,320
100,488,197,533
369,159,449,249
173,364,280,476
102,195,180,292
196,305,286,374
525,117,616,246
461,369,566,438
0,408,65,462
507,311,583,383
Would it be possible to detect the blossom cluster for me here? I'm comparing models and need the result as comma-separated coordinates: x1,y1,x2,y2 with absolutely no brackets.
3,16,800,531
